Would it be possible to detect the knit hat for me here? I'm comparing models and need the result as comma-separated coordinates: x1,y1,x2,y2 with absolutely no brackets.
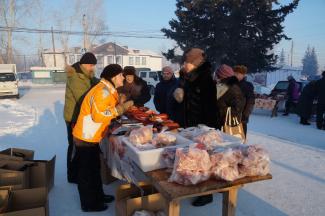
123,66,136,76
80,52,97,65
233,65,248,75
216,64,234,79
287,75,294,81
183,48,205,67
100,64,123,80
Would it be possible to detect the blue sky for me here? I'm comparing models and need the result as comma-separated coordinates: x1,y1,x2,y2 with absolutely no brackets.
18,0,325,71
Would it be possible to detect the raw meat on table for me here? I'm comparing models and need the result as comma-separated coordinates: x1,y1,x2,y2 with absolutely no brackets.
169,147,211,185
210,148,244,181
193,130,224,149
129,126,153,145
239,145,270,177
152,132,177,147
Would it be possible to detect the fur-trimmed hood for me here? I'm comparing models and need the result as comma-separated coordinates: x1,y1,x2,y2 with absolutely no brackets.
65,62,92,79
65,65,76,77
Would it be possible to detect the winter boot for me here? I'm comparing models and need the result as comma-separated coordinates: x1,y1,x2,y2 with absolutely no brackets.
192,194,213,207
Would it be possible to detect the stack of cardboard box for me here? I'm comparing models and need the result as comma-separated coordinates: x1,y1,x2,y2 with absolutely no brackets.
0,148,56,216
115,182,167,216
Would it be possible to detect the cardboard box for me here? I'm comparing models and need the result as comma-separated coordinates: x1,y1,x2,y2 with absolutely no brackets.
0,161,34,189
28,156,56,192
0,207,45,216
0,187,48,216
0,189,10,213
0,156,56,192
0,172,26,190
0,148,34,161
116,182,167,216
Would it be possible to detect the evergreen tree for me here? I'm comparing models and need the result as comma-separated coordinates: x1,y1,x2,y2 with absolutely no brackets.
162,0,299,73
302,46,319,77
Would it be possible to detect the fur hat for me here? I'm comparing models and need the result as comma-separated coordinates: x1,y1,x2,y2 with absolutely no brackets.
123,66,136,76
233,65,248,74
183,48,205,67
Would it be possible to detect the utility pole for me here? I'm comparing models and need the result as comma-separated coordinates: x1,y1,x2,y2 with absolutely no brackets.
7,0,15,64
290,40,294,67
24,55,26,72
51,26,57,67
82,14,88,51
114,42,117,63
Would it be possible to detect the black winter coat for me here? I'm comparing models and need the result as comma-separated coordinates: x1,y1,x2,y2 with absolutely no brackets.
296,81,316,119
315,77,325,105
177,61,217,128
117,77,151,107
216,76,246,129
154,77,178,114
238,79,255,123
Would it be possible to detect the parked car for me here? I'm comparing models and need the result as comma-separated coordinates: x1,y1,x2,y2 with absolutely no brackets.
0,64,19,99
138,70,162,94
270,80,314,112
270,80,308,98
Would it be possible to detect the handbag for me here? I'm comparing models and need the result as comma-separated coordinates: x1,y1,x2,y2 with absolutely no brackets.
222,107,246,142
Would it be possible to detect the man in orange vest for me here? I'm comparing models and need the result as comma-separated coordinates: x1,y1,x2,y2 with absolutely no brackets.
73,64,133,212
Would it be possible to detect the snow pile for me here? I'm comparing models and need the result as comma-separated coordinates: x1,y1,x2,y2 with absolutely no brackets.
0,99,37,136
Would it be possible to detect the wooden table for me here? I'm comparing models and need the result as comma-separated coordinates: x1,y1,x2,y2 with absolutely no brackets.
143,169,272,216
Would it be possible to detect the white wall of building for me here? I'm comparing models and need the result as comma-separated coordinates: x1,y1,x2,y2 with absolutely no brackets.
146,56,162,71
43,53,67,68
265,69,301,86
42,47,163,72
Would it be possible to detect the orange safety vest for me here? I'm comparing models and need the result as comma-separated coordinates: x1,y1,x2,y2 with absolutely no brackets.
73,79,119,143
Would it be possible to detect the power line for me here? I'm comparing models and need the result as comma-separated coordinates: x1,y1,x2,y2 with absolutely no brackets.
0,26,167,39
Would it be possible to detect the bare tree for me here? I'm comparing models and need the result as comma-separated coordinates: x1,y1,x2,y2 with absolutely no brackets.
50,0,107,66
75,0,108,50
0,0,40,64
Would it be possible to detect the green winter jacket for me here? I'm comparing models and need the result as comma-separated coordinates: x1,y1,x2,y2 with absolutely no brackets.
63,62,99,123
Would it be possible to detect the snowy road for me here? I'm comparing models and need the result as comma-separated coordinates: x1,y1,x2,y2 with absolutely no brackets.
0,86,324,216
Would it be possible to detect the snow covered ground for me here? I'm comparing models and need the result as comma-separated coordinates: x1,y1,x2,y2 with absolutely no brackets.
0,86,324,216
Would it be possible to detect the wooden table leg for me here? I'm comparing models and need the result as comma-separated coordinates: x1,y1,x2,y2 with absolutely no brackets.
168,200,180,216
222,188,238,216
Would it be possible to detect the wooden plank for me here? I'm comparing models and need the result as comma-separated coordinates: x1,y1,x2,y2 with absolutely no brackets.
145,169,272,201
222,188,238,216
167,200,180,216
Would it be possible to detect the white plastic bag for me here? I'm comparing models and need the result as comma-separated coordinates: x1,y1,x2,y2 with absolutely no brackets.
193,130,224,149
129,125,153,145
168,147,211,185
239,145,270,176
210,148,244,181
152,132,177,147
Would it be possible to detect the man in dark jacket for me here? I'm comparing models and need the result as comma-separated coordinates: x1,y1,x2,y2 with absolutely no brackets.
63,52,99,183
234,65,255,136
173,48,217,207
117,66,151,107
283,76,300,116
154,66,177,114
296,81,316,125
315,71,325,129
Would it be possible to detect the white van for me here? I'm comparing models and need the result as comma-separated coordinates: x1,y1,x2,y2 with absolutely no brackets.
0,64,19,98
138,70,161,94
